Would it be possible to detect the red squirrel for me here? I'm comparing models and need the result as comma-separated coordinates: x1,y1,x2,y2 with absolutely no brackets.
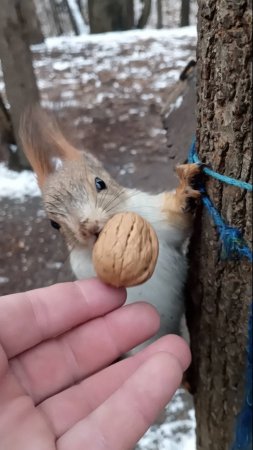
20,106,200,352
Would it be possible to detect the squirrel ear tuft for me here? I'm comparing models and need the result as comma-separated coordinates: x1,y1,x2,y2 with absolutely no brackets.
19,105,80,187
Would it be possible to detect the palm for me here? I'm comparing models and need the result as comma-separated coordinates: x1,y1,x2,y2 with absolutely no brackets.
0,279,190,449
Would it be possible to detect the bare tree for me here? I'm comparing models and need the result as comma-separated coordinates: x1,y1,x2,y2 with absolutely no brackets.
64,0,87,34
88,0,134,33
136,0,152,29
180,0,190,27
0,0,40,169
185,1,252,449
0,95,16,164
156,0,163,29
48,0,64,35
19,0,44,44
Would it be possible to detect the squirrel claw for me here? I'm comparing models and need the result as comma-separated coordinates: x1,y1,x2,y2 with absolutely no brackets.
175,163,201,213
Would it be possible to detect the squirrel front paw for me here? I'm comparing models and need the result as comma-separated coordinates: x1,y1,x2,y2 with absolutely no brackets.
175,163,201,213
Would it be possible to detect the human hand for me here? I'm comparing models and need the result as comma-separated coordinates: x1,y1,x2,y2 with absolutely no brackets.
0,279,190,450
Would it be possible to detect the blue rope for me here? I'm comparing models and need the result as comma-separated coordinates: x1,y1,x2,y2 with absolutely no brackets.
188,139,252,450
188,141,253,262
188,140,253,192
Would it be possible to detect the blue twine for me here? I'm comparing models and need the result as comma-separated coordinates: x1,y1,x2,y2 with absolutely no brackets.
188,140,253,192
188,140,253,262
188,139,252,450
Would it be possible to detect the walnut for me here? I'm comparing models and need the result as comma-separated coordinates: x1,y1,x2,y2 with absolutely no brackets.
92,212,159,287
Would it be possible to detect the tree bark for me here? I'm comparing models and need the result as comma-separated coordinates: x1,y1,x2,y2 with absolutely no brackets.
19,0,44,44
88,0,134,33
0,0,40,170
186,1,252,449
156,0,163,29
180,0,190,27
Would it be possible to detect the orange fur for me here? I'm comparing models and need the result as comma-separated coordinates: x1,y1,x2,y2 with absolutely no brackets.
162,164,201,229
19,105,80,187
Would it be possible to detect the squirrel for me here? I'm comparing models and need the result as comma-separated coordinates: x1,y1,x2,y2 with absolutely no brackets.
20,106,201,353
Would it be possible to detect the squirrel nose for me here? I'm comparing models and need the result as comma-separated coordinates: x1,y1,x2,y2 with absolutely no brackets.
89,224,101,237
80,221,102,239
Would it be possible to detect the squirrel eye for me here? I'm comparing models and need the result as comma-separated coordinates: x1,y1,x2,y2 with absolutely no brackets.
95,177,107,192
50,220,61,231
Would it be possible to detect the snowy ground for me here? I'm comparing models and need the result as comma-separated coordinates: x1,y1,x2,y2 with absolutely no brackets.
137,389,196,450
1,26,196,191
0,26,197,450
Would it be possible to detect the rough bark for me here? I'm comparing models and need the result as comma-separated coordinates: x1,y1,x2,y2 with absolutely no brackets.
180,0,190,26
0,0,40,169
186,1,252,450
19,0,44,44
88,0,134,33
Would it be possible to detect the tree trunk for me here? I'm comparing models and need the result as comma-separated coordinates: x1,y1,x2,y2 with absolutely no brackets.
156,0,163,29
0,0,40,170
180,0,190,27
186,1,252,450
136,0,152,29
88,0,134,33
0,95,16,164
19,0,44,44
64,0,87,35
48,0,64,35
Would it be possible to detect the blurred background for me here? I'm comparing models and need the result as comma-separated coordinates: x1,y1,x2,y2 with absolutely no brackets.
0,2,197,447
0,0,197,294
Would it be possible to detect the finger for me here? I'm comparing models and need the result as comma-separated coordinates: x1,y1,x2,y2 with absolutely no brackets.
0,279,126,358
0,344,24,405
57,352,184,450
10,302,160,403
39,335,190,437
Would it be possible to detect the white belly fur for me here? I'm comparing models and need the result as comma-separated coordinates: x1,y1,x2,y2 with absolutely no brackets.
70,236,187,348
70,191,190,351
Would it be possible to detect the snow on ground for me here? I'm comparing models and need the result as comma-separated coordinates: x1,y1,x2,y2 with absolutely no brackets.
0,163,40,200
137,389,196,450
30,26,196,112
41,25,197,47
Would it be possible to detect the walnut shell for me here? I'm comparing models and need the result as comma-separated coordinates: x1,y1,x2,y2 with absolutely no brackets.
92,212,159,288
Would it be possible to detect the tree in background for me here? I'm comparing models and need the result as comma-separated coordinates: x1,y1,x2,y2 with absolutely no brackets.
156,0,163,29
88,0,134,33
180,0,190,27
64,0,87,35
88,0,153,33
136,0,152,29
0,0,40,170
0,95,16,165
19,0,44,44
48,0,65,35
34,0,88,37
186,1,252,449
